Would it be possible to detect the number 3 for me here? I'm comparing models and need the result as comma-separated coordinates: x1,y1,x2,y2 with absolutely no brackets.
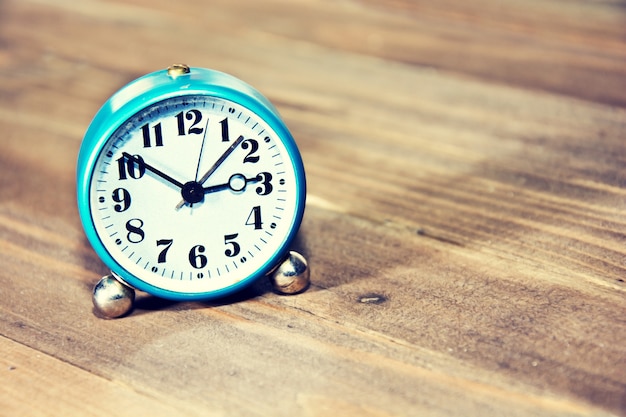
255,172,273,195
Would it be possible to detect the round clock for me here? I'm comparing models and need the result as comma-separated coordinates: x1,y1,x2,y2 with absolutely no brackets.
77,64,309,318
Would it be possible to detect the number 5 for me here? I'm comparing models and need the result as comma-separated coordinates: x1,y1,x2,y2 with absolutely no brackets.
224,233,240,257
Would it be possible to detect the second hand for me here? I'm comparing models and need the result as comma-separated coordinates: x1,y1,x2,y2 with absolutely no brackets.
188,117,211,208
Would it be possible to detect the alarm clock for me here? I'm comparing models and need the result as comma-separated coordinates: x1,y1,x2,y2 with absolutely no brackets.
77,64,309,318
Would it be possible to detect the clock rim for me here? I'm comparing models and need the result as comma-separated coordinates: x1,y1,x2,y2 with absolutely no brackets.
76,67,306,301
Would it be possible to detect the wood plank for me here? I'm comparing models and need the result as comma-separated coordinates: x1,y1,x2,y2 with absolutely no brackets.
0,336,207,417
0,249,616,417
0,0,625,415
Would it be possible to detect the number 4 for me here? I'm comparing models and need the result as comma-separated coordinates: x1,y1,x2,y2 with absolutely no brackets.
245,206,262,230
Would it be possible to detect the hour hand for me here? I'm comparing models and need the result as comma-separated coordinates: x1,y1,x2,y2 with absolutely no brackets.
122,152,184,189
203,173,261,194
177,174,258,207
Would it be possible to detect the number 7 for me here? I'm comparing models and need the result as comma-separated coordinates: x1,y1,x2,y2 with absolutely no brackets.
157,239,173,263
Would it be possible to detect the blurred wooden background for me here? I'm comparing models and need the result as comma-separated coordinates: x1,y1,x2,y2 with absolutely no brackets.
0,0,625,416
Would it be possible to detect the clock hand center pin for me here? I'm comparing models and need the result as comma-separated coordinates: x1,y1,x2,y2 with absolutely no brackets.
181,181,205,204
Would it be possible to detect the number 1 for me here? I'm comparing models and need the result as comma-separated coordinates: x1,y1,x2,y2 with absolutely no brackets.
220,118,230,142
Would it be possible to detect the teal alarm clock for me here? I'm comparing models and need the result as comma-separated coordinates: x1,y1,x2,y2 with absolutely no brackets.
77,64,309,318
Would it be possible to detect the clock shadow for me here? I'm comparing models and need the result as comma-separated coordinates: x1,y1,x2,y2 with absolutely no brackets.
132,280,269,314
130,276,277,317
287,231,308,259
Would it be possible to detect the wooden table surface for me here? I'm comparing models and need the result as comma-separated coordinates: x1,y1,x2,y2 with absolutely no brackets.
1,0,625,416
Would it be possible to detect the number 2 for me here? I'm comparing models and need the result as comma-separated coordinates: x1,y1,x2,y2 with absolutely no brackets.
242,139,259,163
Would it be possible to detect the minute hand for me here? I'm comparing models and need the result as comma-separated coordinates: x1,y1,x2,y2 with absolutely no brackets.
197,135,245,185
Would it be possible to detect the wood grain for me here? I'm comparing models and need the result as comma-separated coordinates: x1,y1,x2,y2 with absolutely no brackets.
0,0,625,416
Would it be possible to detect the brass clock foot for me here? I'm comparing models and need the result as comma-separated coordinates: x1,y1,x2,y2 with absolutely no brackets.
269,251,310,295
92,273,135,319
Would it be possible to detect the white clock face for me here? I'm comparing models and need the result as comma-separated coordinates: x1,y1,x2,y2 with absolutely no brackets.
88,95,302,297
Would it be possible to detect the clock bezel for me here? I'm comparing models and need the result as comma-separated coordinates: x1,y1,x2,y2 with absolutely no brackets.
77,67,306,301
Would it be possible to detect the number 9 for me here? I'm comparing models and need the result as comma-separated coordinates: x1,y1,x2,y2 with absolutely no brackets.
112,188,131,212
